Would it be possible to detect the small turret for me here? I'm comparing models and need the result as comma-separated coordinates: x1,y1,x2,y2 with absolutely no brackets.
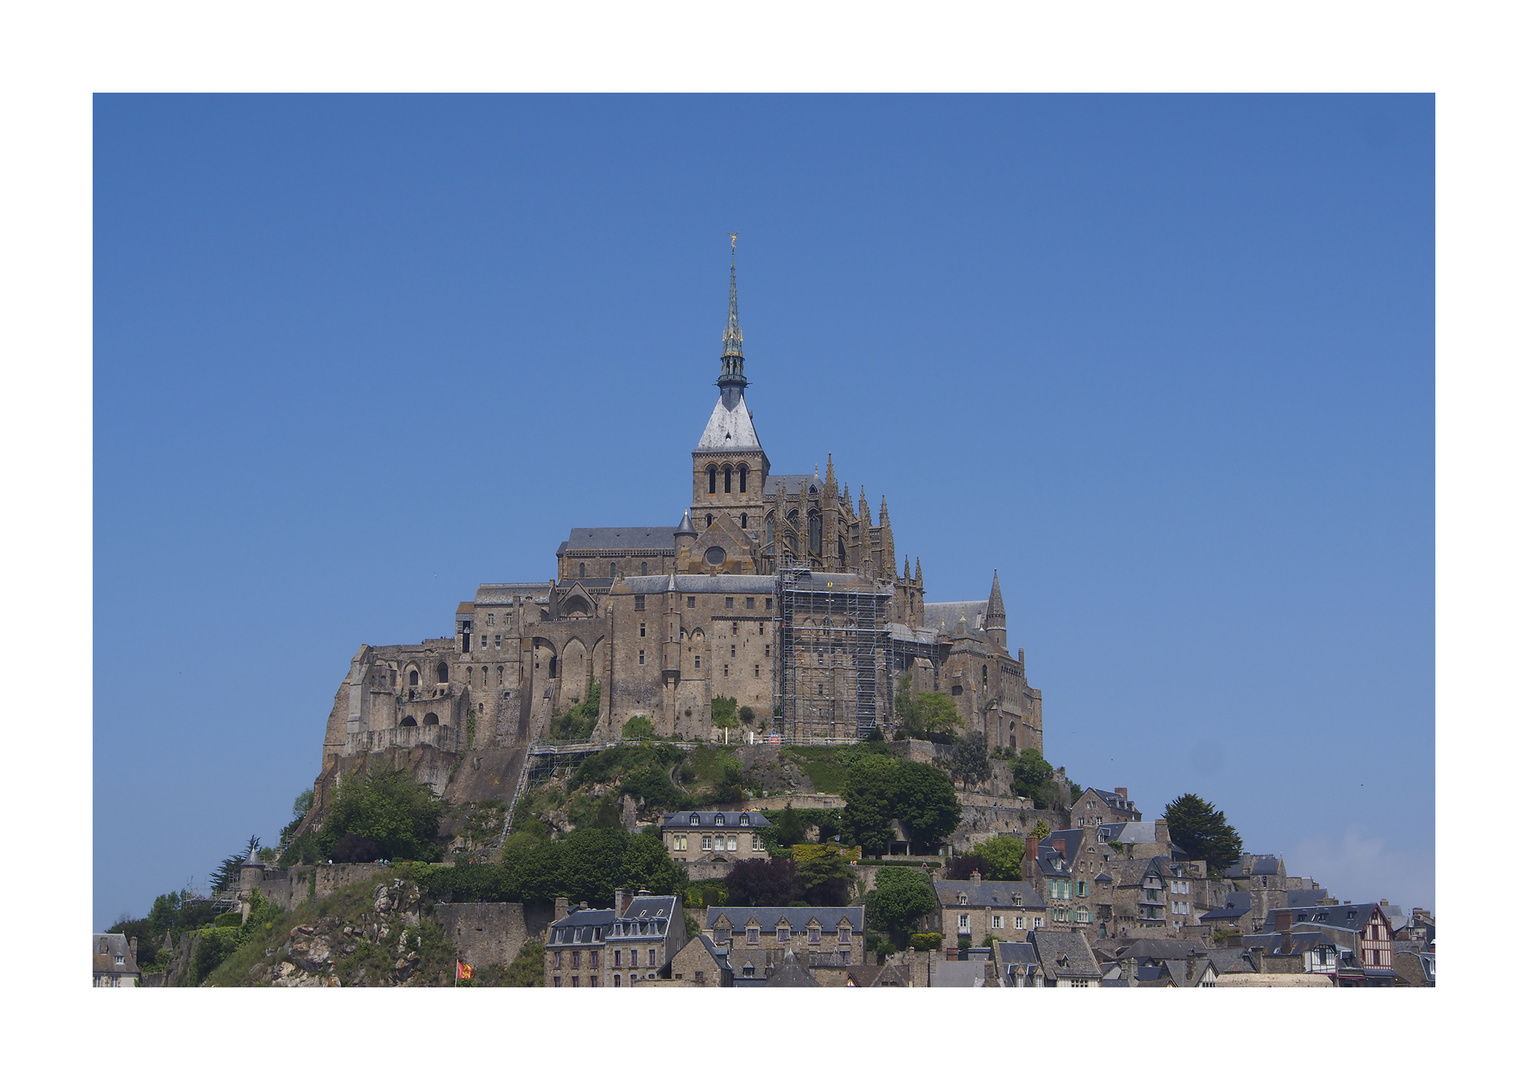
675,509,698,539
986,569,1008,652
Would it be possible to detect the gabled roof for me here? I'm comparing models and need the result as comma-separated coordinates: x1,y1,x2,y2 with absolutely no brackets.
1225,854,1283,878
933,879,1046,909
1198,892,1254,922
92,933,140,976
559,526,678,553
763,952,821,987
761,474,816,497
1031,929,1103,980
705,906,864,933
1095,821,1157,845
696,394,762,451
921,601,987,635
663,810,773,829
930,958,990,987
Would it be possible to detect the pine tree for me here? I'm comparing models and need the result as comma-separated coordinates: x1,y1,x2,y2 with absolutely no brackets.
1164,793,1243,872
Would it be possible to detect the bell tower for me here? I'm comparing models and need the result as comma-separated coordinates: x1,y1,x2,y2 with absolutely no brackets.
691,236,769,537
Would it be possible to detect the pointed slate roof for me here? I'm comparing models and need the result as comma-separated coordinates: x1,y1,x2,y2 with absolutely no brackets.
986,571,1006,623
696,394,762,450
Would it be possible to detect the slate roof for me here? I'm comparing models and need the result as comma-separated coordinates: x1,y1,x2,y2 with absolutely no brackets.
921,601,987,634
1031,929,1103,981
1117,939,1206,961
474,583,551,604
763,951,821,987
548,895,679,945
1095,821,1157,845
845,962,912,987
930,958,990,987
1225,854,1283,878
1264,902,1385,934
558,526,678,554
697,395,762,451
1242,930,1340,958
994,940,1040,986
933,879,1046,910
1286,888,1330,907
546,907,617,945
92,933,140,977
706,906,864,933
619,574,776,595
663,810,773,829
1026,829,1085,876
1198,892,1254,922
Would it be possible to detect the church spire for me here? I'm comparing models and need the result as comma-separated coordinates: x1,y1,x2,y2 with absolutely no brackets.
986,569,1008,651
717,234,747,409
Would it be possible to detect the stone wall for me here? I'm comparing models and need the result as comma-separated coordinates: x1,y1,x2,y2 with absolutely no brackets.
437,903,529,969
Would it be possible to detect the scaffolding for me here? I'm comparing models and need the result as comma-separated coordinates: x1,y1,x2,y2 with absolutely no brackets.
774,565,892,743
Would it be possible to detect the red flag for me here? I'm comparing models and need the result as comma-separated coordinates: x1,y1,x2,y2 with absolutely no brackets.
456,961,473,981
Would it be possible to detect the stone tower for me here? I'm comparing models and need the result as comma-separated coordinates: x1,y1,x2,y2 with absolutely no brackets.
690,241,770,538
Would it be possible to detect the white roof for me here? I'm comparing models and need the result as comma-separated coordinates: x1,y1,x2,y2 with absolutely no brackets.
696,393,761,451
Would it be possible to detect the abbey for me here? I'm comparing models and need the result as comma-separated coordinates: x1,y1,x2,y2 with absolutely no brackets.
316,250,1042,790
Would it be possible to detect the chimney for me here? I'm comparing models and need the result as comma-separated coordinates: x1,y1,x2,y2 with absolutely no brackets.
129,937,138,965
970,870,982,884
1274,909,1293,933
945,947,960,961
1380,898,1389,907
1051,835,1065,853
1155,818,1171,846
1025,836,1039,861
1185,949,1198,986
615,888,632,915
1248,945,1265,973
554,896,569,921
1114,787,1128,800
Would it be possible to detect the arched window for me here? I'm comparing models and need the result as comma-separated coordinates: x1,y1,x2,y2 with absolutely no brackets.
706,514,713,527
482,666,488,684
497,665,504,685
424,713,439,725
579,562,586,578
838,537,846,566
401,715,417,727
409,669,420,686
610,562,617,578
740,513,748,528
738,464,748,492
808,512,822,557
723,465,733,493
640,561,648,575
708,466,717,494
766,515,774,545
437,662,449,684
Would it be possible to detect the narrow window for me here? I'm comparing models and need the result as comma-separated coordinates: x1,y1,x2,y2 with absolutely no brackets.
764,645,770,657
839,926,850,944
706,514,713,527
437,662,449,683
634,594,645,611
497,665,503,684
738,464,748,492
494,634,501,648
409,669,420,686
730,644,736,657
755,665,760,677
724,465,733,493
579,562,586,578
648,949,656,967
486,613,494,627
640,561,648,575
638,650,645,665
640,623,647,637
695,655,701,669
765,598,772,610
723,664,728,677
777,927,790,944
687,596,695,608
708,466,717,493
610,562,617,577
740,513,748,528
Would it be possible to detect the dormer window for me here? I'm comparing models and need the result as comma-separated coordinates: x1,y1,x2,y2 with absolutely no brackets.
777,926,790,943
690,813,700,826
808,926,821,944
740,814,750,826
714,814,725,826
958,893,968,906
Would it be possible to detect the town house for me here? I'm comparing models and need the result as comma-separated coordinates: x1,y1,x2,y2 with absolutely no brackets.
929,872,1047,944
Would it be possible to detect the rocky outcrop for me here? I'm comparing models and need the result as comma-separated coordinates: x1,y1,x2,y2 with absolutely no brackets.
245,879,430,987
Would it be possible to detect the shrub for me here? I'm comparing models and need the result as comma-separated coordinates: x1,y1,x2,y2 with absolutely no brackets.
908,932,943,952
621,715,655,739
331,833,383,863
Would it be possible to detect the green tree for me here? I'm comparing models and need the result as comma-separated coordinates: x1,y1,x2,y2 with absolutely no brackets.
622,826,690,897
971,835,1028,880
737,705,756,726
504,940,545,986
841,754,901,852
773,804,807,847
893,674,962,741
1010,747,1054,803
795,847,856,906
550,679,602,740
558,829,629,907
711,696,739,743
949,727,992,790
894,762,961,850
1164,793,1243,873
864,866,937,945
621,715,655,739
321,767,443,861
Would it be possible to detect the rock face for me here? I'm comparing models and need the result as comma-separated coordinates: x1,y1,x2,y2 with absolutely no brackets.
256,879,429,987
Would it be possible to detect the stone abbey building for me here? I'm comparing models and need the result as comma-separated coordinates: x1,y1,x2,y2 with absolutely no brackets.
315,250,1042,797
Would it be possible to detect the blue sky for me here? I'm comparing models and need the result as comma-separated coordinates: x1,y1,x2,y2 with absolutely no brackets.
93,94,1434,929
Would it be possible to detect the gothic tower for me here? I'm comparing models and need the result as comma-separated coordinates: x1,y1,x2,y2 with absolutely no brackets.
691,241,770,537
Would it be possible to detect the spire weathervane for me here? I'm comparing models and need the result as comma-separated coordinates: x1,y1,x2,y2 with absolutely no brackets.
728,231,738,250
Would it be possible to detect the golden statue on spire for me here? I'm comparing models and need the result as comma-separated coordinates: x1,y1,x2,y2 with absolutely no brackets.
728,231,738,251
